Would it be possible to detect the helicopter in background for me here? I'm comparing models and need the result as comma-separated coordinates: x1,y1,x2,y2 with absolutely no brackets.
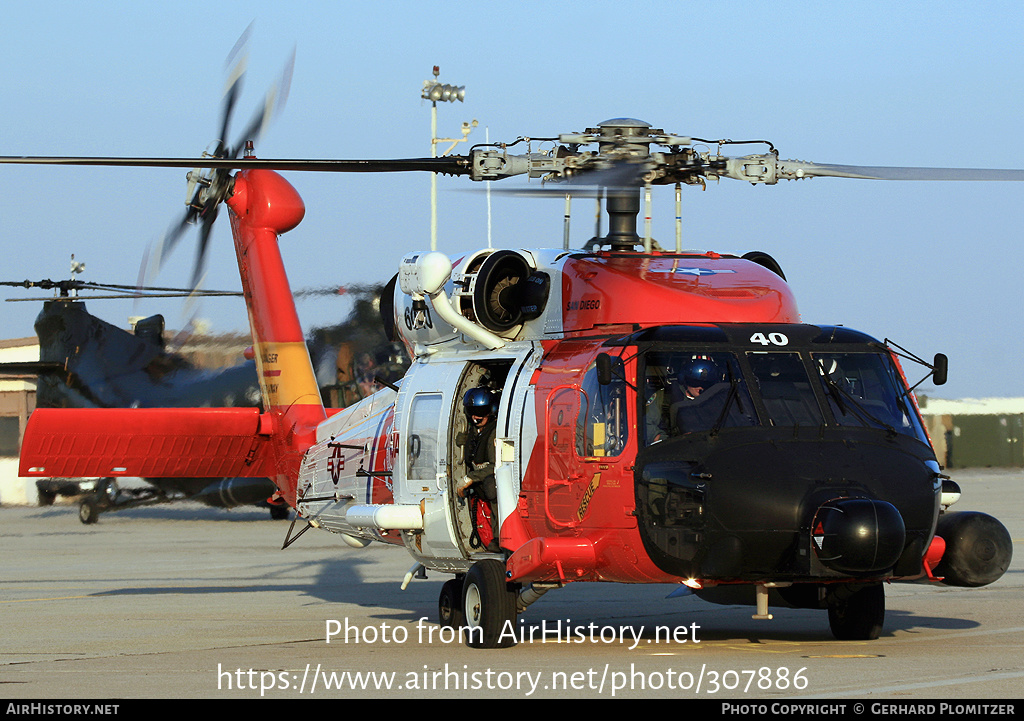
5,59,1016,645
0,272,407,522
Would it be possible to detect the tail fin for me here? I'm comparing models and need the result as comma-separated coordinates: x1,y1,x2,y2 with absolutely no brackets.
225,168,327,504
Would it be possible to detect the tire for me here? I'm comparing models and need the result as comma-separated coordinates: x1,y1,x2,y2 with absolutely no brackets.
79,498,100,525
462,560,517,648
438,578,465,629
827,582,885,640
98,478,119,506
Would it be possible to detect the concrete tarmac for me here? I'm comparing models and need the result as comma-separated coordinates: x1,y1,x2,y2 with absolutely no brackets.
1,468,1021,700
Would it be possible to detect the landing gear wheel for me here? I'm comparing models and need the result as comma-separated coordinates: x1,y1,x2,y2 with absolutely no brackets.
462,559,518,649
438,578,465,629
98,478,119,505
79,498,100,525
827,582,885,640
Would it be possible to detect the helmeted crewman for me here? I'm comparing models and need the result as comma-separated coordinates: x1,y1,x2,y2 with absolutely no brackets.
456,387,500,551
457,387,498,500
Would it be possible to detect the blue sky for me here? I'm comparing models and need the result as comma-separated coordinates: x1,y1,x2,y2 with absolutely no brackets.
1,1,1022,399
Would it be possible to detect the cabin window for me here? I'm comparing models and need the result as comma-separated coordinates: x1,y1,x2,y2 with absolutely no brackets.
406,392,442,482
0,416,19,457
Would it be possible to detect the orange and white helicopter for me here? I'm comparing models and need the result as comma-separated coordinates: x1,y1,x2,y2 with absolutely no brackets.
8,115,1016,648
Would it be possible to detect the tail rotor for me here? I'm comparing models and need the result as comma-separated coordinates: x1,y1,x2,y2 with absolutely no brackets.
135,27,294,330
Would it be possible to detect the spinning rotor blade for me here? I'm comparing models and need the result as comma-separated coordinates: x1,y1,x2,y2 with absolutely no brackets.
293,282,377,299
218,22,253,155
468,157,655,199
147,206,195,277
192,205,218,289
135,35,295,300
1,277,240,301
0,155,471,173
775,161,1024,182
227,47,294,160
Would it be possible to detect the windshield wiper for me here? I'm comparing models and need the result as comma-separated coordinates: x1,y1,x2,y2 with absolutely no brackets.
820,373,897,438
710,365,747,436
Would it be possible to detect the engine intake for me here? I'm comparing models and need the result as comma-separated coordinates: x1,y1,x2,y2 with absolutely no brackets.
468,250,549,334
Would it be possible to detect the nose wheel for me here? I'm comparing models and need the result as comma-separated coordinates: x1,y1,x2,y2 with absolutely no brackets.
462,559,518,648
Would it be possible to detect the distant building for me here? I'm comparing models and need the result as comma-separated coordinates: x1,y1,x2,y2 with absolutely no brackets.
918,396,1024,469
0,337,40,503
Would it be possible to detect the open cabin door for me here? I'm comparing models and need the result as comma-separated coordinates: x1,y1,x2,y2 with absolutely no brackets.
396,363,464,568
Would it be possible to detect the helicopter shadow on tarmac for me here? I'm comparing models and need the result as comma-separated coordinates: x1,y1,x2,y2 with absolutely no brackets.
14,505,993,649
22,504,439,623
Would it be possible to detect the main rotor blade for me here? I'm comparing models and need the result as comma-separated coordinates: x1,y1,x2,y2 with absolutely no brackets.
483,159,652,198
779,160,1024,181
0,155,472,174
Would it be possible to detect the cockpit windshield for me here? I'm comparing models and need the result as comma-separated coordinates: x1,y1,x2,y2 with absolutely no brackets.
641,346,928,446
811,351,929,442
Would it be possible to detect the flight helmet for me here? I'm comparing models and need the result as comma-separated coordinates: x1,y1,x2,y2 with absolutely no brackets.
680,357,719,390
463,387,497,417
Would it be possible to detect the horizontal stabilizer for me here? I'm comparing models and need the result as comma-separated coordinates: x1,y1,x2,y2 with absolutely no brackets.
20,407,273,479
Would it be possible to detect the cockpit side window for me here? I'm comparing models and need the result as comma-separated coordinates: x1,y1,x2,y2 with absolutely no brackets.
578,358,628,457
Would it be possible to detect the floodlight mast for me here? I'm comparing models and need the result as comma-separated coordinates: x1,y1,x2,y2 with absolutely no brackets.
421,66,471,251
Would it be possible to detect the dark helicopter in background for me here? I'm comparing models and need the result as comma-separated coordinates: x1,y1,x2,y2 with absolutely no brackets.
0,271,407,523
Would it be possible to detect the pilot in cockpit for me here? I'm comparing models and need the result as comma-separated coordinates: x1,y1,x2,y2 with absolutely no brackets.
670,356,726,434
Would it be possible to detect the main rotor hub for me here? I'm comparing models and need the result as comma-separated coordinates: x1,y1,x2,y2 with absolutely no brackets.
591,119,656,250
591,118,656,148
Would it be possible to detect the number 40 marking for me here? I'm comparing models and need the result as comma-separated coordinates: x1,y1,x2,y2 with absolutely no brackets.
750,332,789,346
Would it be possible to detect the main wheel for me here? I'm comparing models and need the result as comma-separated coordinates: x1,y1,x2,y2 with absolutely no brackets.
438,578,465,629
462,560,518,648
827,582,885,640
